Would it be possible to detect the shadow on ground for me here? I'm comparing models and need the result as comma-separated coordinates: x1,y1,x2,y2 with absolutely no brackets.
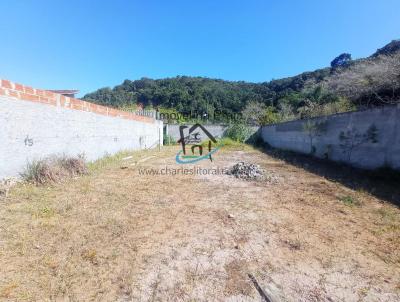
261,145,400,207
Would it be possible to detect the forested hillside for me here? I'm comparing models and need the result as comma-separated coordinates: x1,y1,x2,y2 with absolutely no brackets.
83,40,400,124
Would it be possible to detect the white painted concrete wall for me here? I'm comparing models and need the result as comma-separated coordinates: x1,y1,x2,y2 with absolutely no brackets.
0,96,163,179
261,105,400,170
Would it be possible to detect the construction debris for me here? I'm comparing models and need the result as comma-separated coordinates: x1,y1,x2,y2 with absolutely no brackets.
227,162,280,183
227,162,264,180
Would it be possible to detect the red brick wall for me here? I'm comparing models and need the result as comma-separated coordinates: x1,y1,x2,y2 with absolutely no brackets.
0,78,155,124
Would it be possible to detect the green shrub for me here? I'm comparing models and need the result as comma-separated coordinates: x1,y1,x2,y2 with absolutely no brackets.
223,123,252,143
259,106,280,125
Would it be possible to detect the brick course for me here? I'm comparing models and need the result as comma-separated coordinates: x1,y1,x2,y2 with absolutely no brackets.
0,78,155,124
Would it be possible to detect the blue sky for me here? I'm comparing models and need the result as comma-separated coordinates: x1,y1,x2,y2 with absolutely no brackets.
1,0,399,96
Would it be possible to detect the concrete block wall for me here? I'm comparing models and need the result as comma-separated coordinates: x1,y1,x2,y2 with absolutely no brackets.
261,105,400,170
0,79,163,179
166,124,259,141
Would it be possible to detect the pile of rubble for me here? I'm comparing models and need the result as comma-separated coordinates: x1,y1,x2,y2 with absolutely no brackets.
226,162,281,183
226,162,264,180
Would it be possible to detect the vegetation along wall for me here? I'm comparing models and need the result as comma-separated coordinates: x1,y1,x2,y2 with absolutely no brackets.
261,105,400,170
0,79,163,179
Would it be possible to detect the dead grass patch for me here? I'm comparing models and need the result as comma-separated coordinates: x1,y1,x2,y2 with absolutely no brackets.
1,146,399,301
224,260,253,296
20,155,87,185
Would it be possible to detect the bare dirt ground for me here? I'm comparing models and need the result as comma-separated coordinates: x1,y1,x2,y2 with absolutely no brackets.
0,146,399,301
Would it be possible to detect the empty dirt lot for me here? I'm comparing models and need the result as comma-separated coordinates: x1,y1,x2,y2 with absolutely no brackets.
0,146,399,301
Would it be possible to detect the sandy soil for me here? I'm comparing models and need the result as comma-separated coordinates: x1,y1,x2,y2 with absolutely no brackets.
0,146,399,301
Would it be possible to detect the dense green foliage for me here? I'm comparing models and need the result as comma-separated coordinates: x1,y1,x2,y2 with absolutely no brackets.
83,71,332,123
84,77,271,121
83,40,400,123
223,123,253,143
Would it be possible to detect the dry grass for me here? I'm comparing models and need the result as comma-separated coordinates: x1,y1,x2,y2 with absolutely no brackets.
20,155,87,185
0,146,399,301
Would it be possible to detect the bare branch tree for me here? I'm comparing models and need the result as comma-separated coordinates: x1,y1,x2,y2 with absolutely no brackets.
324,53,400,106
